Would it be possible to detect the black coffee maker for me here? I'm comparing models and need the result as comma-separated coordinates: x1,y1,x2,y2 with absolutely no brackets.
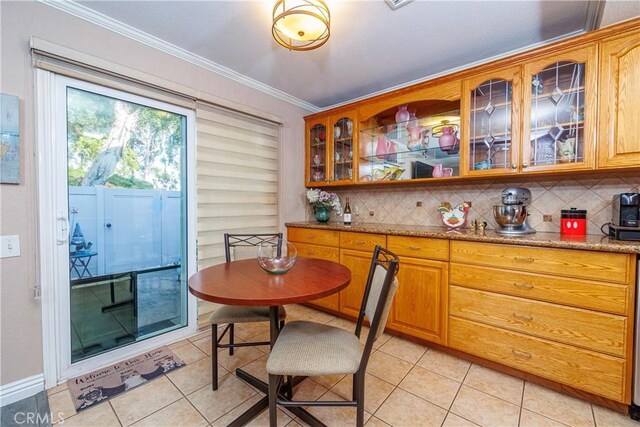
612,193,640,227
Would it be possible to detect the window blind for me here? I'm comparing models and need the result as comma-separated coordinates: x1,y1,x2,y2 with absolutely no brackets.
195,102,280,269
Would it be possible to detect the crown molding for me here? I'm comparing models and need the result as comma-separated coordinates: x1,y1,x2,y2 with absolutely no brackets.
38,0,320,113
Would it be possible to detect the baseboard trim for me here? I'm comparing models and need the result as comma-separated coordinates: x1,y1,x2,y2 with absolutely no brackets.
0,374,45,407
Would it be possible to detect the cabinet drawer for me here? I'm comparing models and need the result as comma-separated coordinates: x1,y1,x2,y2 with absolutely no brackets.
288,228,339,247
450,241,631,284
294,242,339,261
387,236,449,261
450,263,629,315
340,232,386,252
449,317,627,402
450,286,627,357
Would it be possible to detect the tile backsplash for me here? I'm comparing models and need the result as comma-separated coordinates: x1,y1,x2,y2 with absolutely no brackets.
306,175,640,235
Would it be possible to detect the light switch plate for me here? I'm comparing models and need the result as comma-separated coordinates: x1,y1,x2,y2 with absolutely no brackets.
1,235,21,258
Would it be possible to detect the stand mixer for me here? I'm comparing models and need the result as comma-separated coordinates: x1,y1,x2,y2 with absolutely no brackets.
493,188,536,235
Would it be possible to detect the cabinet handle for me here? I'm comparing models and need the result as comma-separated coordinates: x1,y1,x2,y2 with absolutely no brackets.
522,162,529,168
513,282,534,290
409,246,422,250
355,240,366,245
512,349,532,359
511,163,518,169
513,256,535,263
512,312,533,321
307,251,317,255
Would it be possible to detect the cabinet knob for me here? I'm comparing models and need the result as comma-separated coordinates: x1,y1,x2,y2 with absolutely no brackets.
522,162,529,168
511,163,518,169
512,312,533,321
513,282,534,290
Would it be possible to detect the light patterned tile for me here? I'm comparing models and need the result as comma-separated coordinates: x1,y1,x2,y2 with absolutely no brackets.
233,322,270,341
211,394,291,427
331,373,395,413
187,374,257,423
166,356,220,395
170,341,208,365
216,345,264,372
375,388,447,427
110,376,182,426
399,365,461,410
305,390,372,426
463,364,524,406
192,336,212,356
292,378,330,401
366,350,413,385
57,401,119,426
47,383,69,396
48,388,77,423
417,349,471,382
378,336,427,364
522,382,594,427
364,416,391,426
131,398,207,427
309,374,345,390
520,409,569,427
450,385,520,427
592,405,637,427
442,413,481,427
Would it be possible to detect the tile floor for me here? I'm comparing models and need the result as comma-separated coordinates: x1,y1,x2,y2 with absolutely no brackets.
47,304,638,427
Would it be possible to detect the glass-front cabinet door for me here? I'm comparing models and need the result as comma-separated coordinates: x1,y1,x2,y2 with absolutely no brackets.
330,110,357,183
461,67,521,176
306,117,330,186
358,82,461,182
521,46,597,172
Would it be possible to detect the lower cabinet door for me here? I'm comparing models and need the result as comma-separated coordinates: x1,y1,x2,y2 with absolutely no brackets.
293,241,340,311
386,256,448,344
339,248,375,318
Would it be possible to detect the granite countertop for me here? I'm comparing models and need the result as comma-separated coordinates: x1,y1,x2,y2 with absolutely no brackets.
285,221,640,254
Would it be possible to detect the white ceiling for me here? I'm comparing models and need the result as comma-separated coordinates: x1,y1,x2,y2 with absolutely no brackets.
47,1,638,111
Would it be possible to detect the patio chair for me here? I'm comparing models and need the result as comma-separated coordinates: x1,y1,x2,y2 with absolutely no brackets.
266,245,399,427
209,233,287,390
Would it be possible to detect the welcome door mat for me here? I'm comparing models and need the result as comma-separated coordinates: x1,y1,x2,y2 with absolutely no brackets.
66,346,185,412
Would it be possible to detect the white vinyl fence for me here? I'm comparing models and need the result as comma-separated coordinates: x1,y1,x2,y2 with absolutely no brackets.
69,186,181,277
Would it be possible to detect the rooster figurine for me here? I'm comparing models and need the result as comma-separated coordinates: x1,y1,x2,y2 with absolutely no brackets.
438,201,471,230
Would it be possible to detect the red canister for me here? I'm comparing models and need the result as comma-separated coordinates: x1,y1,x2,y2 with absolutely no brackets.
561,208,587,236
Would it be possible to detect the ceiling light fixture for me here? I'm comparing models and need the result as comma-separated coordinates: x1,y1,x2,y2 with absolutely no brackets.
272,0,330,51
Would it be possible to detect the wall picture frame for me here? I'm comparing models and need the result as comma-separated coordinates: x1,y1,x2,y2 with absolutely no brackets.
1,93,20,184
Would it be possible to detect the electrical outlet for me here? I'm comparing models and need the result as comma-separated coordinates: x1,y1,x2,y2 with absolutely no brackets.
416,201,423,207
1,235,21,258
543,215,553,222
369,210,375,216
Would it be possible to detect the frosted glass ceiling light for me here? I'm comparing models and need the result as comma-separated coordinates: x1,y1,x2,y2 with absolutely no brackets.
272,0,330,51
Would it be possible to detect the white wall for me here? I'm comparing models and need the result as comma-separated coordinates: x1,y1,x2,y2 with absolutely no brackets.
0,0,309,387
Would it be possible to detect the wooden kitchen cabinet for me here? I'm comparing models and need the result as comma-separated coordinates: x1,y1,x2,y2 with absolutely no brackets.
339,248,378,318
287,227,341,311
597,31,640,169
306,109,358,187
449,240,636,403
386,236,449,344
521,45,597,173
460,66,522,176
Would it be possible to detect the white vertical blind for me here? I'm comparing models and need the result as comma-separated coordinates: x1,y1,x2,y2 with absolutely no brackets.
196,102,280,269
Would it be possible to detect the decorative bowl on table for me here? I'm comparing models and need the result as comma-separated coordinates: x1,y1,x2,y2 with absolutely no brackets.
257,242,297,274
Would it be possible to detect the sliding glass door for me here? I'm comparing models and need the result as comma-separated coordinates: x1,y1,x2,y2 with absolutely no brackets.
62,81,190,363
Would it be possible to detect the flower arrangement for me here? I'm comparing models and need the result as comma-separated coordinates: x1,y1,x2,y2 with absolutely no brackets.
306,189,342,215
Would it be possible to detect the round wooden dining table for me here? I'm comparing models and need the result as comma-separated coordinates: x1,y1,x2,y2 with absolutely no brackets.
188,257,351,426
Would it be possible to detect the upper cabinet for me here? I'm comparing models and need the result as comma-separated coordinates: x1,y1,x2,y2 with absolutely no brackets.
357,81,462,182
303,20,639,188
521,45,597,172
460,66,521,176
306,110,357,186
597,32,640,169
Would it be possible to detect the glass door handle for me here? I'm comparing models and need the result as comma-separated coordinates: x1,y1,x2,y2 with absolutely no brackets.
106,223,112,228
56,213,68,245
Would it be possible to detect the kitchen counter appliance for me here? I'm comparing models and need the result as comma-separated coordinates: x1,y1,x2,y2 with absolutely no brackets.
493,187,536,235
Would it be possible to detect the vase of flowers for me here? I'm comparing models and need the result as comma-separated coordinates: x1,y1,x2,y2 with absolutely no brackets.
306,189,342,223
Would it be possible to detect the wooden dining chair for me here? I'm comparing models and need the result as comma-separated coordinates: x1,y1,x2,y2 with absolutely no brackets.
266,245,399,427
209,233,287,390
